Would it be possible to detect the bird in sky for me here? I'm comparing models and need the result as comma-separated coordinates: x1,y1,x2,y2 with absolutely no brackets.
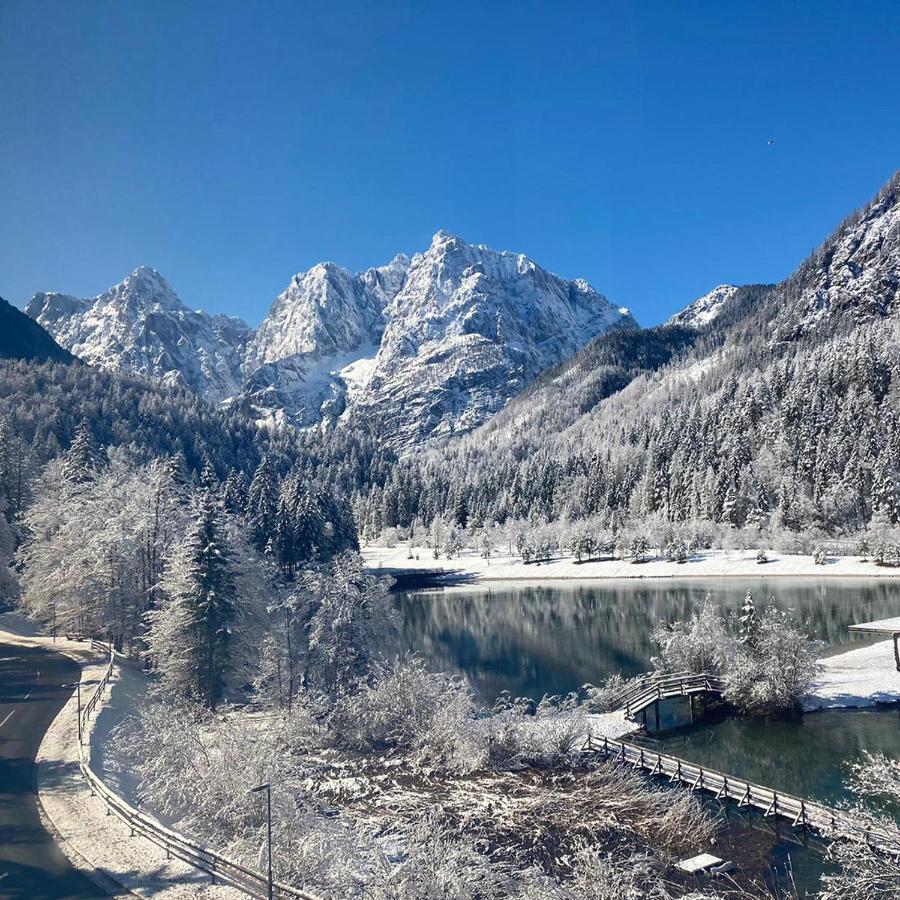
767,138,776,145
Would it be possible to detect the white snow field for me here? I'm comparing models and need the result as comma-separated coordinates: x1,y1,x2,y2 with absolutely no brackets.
806,638,900,710
365,544,900,581
0,614,241,899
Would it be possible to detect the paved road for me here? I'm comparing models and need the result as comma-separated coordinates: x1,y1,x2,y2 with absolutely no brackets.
0,640,109,898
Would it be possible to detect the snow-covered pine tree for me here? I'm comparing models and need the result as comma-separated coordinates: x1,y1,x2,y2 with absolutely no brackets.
739,591,759,648
200,460,219,493
871,452,900,525
146,492,240,709
222,468,248,514
291,481,322,565
246,454,278,552
273,493,296,578
63,420,105,483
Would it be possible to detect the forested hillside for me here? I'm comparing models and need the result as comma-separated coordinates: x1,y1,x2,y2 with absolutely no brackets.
0,296,76,364
359,172,900,544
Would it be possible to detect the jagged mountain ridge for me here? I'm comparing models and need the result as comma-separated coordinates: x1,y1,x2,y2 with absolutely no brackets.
425,172,900,467
27,233,636,450
26,267,250,401
374,170,900,535
666,284,740,329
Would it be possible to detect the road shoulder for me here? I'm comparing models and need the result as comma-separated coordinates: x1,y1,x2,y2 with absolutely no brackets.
0,616,240,899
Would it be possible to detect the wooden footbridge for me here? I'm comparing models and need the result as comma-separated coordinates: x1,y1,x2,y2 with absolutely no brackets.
608,671,727,719
590,671,900,855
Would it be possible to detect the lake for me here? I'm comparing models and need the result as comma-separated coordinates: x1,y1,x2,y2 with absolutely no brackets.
394,577,900,703
395,577,900,894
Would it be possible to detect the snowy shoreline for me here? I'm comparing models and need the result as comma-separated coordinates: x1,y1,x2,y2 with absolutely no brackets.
365,544,900,583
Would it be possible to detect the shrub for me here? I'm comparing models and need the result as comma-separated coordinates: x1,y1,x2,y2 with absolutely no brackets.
725,607,822,715
651,597,736,675
329,658,485,773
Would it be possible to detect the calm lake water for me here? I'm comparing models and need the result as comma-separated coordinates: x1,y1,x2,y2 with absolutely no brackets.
642,706,900,808
395,578,900,894
395,577,900,703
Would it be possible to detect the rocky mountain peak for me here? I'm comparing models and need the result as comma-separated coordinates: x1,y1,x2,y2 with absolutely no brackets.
667,284,740,329
27,233,634,450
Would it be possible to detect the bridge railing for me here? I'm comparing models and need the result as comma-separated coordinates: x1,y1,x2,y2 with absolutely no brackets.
76,645,322,900
582,733,900,855
602,671,727,717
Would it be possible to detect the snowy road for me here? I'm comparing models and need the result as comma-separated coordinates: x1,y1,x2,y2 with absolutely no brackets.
0,641,109,898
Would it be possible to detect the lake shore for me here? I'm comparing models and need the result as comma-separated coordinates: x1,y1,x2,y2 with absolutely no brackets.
364,543,900,583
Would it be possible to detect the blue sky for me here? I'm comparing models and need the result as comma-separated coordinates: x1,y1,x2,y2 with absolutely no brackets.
2,1,899,327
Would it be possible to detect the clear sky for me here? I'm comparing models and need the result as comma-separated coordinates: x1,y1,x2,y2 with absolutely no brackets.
2,1,899,327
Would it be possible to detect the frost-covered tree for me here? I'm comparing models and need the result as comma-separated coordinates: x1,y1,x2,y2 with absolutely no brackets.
738,591,759,648
0,494,18,603
247,454,278,553
651,597,736,675
725,606,822,715
303,552,397,699
62,420,105,483
18,452,173,646
819,751,900,900
145,492,254,708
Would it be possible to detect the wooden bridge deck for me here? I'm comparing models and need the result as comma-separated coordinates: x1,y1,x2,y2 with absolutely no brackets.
600,671,900,853
612,672,726,717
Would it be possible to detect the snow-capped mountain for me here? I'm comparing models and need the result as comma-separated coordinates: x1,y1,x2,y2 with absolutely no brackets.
666,284,739,329
347,231,635,448
26,234,635,449
26,267,250,401
776,173,900,332
238,255,411,427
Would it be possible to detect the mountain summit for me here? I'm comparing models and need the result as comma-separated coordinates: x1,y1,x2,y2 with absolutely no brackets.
26,267,250,400
28,235,635,449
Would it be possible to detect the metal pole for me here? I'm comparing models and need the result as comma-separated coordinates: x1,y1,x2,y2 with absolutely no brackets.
76,681,82,744
266,784,273,900
250,783,273,900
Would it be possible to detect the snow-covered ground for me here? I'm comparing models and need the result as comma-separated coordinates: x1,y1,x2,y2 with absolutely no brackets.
806,638,900,710
0,615,241,898
365,544,900,581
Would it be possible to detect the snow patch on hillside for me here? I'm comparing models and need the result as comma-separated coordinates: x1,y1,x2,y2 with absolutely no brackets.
667,285,739,329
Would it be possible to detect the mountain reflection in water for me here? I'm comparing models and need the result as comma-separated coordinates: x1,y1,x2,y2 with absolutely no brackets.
395,578,900,703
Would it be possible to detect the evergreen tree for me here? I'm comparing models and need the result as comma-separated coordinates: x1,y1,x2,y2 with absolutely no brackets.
63,420,104,483
146,493,239,709
222,469,248,514
200,460,219,493
247,455,278,552
739,591,759,649
292,482,322,564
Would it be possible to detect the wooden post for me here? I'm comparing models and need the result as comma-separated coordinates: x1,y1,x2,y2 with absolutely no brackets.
689,694,695,724
654,700,660,732
893,632,900,672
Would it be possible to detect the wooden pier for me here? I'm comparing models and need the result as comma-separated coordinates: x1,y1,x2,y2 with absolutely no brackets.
596,671,900,854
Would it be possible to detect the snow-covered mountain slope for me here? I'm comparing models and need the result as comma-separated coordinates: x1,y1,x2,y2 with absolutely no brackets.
26,234,634,448
26,267,250,401
343,231,636,448
238,232,635,445
238,255,410,427
774,173,900,334
666,284,739,329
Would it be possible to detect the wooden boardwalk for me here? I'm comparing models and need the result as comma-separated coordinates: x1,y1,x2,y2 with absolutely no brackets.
598,672,900,854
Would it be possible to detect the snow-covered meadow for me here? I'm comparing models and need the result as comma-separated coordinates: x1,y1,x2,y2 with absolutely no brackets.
364,543,900,581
